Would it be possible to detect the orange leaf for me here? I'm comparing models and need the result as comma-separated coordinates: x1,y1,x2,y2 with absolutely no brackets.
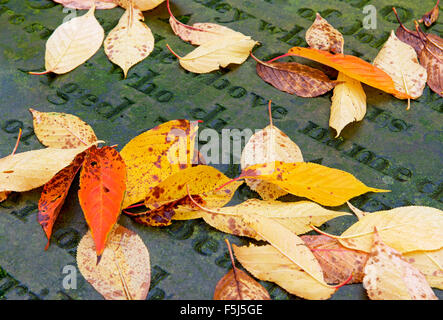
78,146,127,258
287,47,412,99
38,151,86,249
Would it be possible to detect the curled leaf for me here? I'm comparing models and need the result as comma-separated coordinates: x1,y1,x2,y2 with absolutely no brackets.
104,5,155,78
419,0,440,27
305,13,344,54
77,224,151,300
30,109,97,149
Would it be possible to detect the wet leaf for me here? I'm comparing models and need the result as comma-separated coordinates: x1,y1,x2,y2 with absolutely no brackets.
214,240,271,300
305,13,344,54
53,0,117,9
253,55,337,97
167,0,243,46
404,249,443,290
239,161,388,206
104,5,155,78
201,199,350,241
301,235,369,284
287,47,412,99
37,5,104,74
330,72,366,137
78,146,127,257
339,206,443,253
419,0,440,27
234,244,336,300
114,0,165,11
0,145,91,192
168,36,258,74
30,109,98,149
373,31,427,101
77,224,150,300
240,106,304,200
363,228,437,300
120,119,198,209
38,151,86,249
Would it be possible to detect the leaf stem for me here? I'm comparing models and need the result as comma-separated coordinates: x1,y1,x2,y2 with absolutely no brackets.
10,128,22,156
166,44,182,60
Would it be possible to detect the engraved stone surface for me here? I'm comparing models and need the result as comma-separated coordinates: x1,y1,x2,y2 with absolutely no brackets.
0,0,442,300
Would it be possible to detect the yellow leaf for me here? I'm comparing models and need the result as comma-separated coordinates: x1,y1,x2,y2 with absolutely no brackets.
104,5,154,78
339,206,443,253
120,119,198,209
201,199,350,240
363,229,437,300
77,224,151,300
169,36,258,74
241,120,303,200
347,201,369,220
42,5,104,74
330,72,366,137
234,244,336,300
373,31,427,101
240,161,388,206
144,165,238,209
240,213,327,285
405,249,443,290
114,0,165,11
30,108,98,149
0,145,92,192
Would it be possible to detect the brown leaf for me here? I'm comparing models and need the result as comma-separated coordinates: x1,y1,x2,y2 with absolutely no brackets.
419,0,440,27
419,38,443,97
301,235,369,284
305,13,344,54
253,55,337,97
363,228,438,300
395,26,424,53
214,240,271,300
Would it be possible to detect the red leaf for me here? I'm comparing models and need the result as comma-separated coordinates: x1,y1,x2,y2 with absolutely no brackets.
38,152,86,249
78,146,126,257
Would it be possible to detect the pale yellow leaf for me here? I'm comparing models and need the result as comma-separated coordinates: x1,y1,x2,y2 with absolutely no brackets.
44,5,104,74
306,13,344,54
77,224,151,300
241,125,303,200
30,108,98,149
373,31,427,100
339,206,443,253
346,201,369,220
234,244,336,300
115,0,165,11
0,145,92,192
201,199,350,240
330,72,366,137
404,248,443,290
104,5,154,78
173,36,258,74
363,229,437,300
53,0,117,9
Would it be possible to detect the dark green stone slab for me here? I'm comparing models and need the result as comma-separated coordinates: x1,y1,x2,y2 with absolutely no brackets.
0,0,441,300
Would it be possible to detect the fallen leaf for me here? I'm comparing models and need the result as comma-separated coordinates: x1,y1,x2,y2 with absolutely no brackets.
0,191,9,203
233,244,336,300
373,31,427,102
240,103,304,200
305,13,344,54
214,239,271,300
38,151,86,249
363,228,437,300
238,161,388,206
114,0,165,11
404,249,443,290
53,0,117,9
301,235,369,284
77,224,150,300
287,47,412,99
167,36,258,74
78,146,127,257
0,145,91,192
167,0,243,46
30,109,98,149
338,206,443,253
104,4,155,78
201,199,350,241
419,0,440,27
33,5,104,75
330,72,366,137
395,26,424,53
120,119,198,209
419,38,443,97
253,55,337,97
346,201,368,220
144,165,237,209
